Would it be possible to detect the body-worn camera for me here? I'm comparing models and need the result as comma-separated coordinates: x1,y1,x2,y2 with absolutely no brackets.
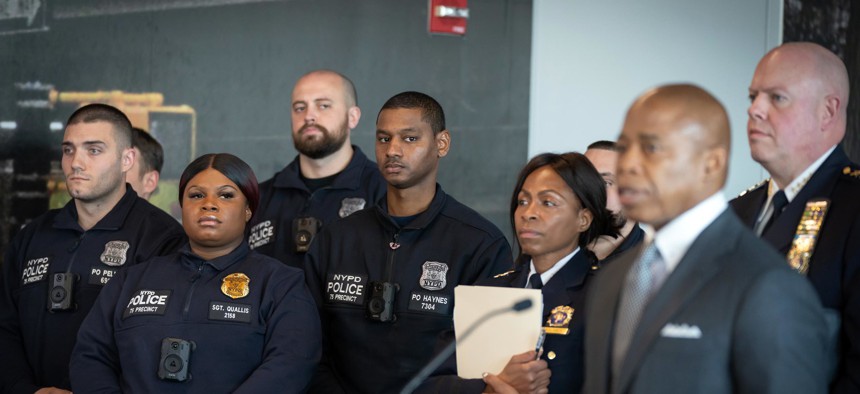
158,337,195,382
47,272,78,312
293,216,321,253
367,281,398,322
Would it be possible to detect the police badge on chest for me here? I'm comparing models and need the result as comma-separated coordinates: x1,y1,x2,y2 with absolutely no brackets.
408,261,451,315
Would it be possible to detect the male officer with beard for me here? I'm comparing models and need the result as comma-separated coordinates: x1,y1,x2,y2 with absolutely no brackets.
304,91,512,393
249,70,386,268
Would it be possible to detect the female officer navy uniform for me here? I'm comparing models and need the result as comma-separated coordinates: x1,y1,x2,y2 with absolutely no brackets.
71,241,321,393
484,249,595,392
420,248,596,393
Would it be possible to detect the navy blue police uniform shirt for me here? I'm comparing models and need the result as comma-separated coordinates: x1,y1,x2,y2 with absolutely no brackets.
248,146,386,268
418,250,597,393
304,184,514,394
70,242,322,393
730,146,860,393
0,185,186,394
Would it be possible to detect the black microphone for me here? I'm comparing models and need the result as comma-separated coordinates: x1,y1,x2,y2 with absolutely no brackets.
399,297,535,394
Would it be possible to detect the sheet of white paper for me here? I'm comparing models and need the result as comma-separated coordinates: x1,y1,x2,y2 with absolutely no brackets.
454,285,543,378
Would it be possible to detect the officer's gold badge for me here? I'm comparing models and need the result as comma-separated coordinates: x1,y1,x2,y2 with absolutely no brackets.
545,305,574,335
222,273,250,299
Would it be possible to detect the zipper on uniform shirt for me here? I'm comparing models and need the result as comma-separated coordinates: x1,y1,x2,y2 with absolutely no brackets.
183,262,205,319
385,232,400,282
63,232,87,273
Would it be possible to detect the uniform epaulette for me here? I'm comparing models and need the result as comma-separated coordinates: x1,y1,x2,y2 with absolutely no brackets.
737,178,769,197
493,270,515,278
842,166,860,178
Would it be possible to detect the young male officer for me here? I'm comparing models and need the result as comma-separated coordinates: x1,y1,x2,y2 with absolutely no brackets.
0,104,186,394
249,70,385,268
304,91,513,393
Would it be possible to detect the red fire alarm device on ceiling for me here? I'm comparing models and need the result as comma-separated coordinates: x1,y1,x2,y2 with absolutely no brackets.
428,0,468,36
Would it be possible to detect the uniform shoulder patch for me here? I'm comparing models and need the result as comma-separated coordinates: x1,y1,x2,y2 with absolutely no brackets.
493,270,515,278
737,178,769,197
842,166,860,179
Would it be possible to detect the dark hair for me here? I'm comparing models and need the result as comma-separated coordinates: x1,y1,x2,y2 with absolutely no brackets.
510,152,620,260
131,127,164,174
66,103,133,150
178,153,260,216
377,91,446,134
586,140,619,152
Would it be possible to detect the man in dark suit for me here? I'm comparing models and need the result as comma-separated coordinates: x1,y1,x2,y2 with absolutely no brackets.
730,42,860,393
583,84,832,393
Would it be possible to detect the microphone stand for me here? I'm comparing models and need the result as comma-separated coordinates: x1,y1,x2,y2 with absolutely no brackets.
399,298,534,394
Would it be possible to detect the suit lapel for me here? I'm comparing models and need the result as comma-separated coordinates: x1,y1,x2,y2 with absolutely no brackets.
592,246,642,394
762,148,849,253
617,211,739,392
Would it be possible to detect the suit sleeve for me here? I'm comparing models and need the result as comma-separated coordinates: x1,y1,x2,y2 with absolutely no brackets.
732,269,832,394
69,268,127,393
233,270,322,393
303,231,347,394
0,233,40,394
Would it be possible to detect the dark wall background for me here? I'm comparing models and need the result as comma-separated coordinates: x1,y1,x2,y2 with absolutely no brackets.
0,0,532,243
783,0,859,162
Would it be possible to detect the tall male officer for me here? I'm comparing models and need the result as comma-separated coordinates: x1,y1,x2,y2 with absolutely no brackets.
584,84,831,393
730,42,860,393
249,70,386,268
304,91,513,393
0,104,186,394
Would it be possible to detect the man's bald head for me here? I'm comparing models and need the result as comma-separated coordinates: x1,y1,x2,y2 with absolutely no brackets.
747,42,849,186
616,84,731,229
295,69,358,107
632,84,731,153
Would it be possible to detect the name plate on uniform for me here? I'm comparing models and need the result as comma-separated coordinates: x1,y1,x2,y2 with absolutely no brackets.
209,301,252,323
407,290,451,315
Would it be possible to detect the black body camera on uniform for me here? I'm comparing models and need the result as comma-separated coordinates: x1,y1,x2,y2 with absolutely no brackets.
367,281,398,322
158,337,195,382
48,272,78,312
293,216,321,253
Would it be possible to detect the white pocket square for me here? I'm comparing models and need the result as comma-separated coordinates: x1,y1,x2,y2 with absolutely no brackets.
660,323,702,339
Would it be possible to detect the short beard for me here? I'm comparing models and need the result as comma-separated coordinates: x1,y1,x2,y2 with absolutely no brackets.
293,122,349,160
611,211,628,228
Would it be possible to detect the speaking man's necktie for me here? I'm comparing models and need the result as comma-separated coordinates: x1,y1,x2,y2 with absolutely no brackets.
612,242,664,380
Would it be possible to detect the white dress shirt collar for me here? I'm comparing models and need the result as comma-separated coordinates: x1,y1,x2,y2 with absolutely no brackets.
643,193,728,275
527,247,580,287
767,145,836,203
